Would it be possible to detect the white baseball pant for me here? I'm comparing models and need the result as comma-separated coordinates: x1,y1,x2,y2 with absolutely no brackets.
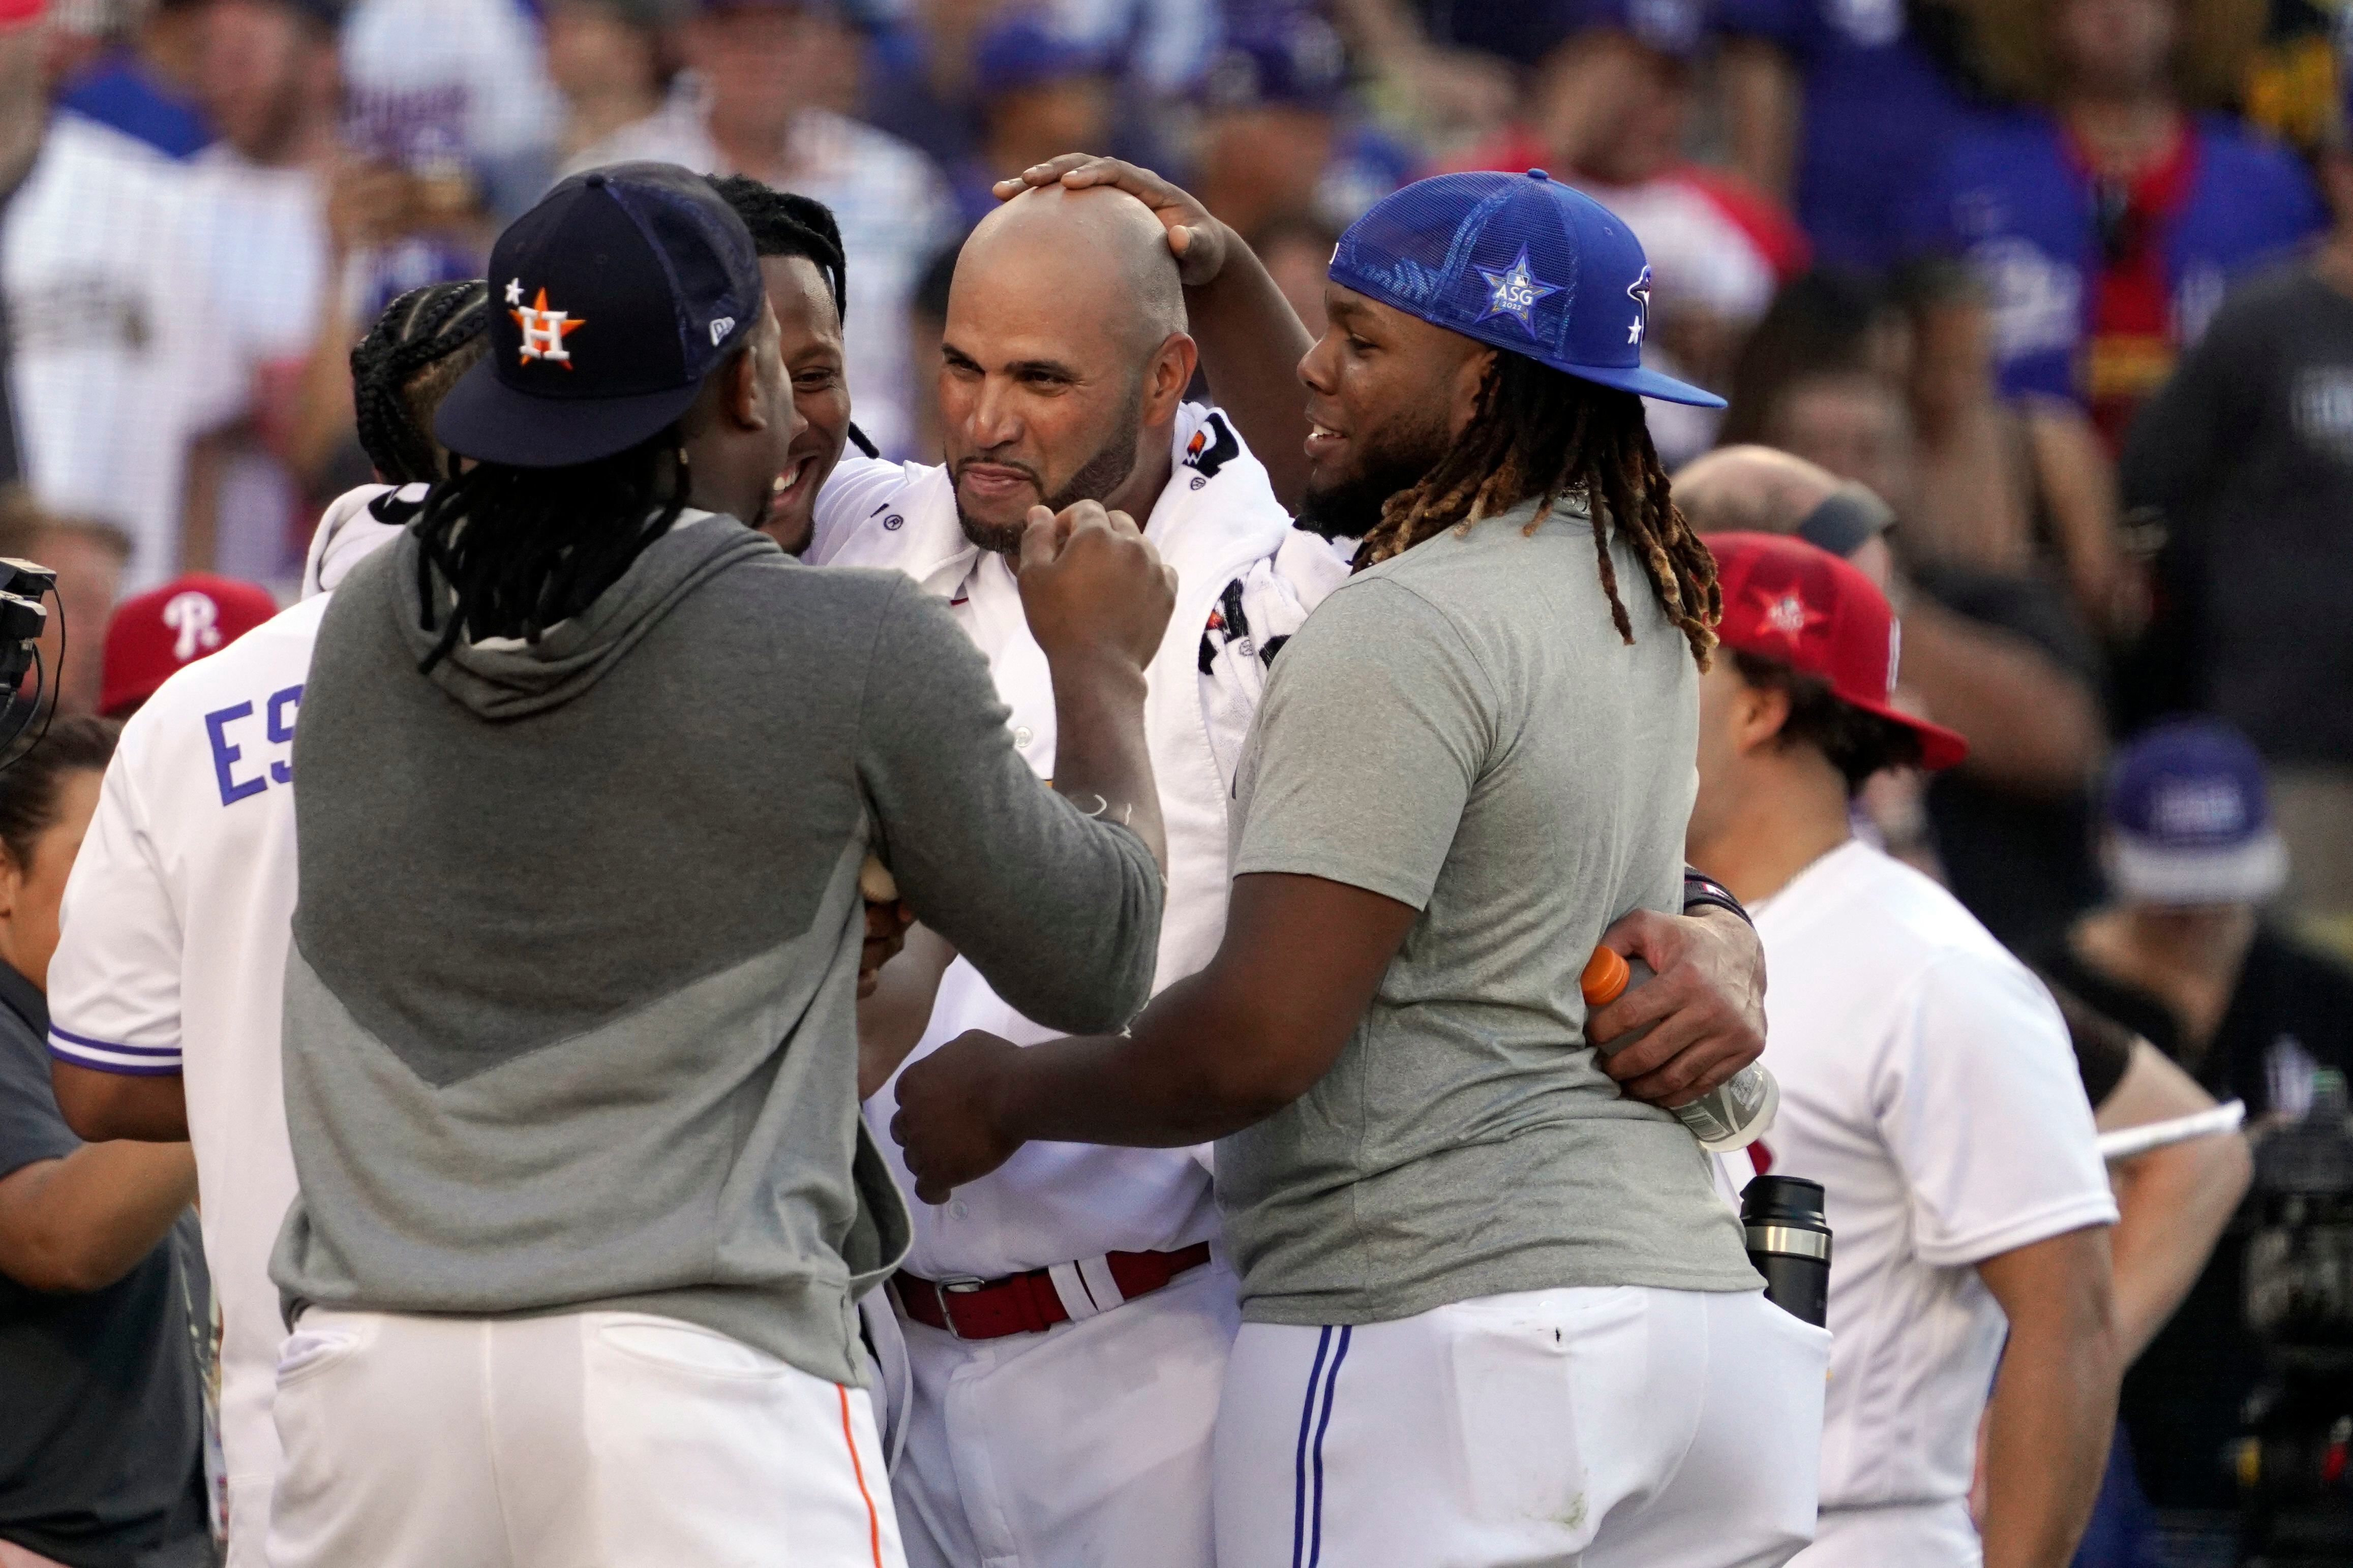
1213,1284,1830,1568
264,1309,905,1568
883,1256,1239,1568
1791,1501,1981,1566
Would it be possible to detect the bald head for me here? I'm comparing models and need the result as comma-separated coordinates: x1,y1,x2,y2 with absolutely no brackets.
937,183,1201,551
1672,445,1844,537
958,183,1187,354
1674,444,1894,588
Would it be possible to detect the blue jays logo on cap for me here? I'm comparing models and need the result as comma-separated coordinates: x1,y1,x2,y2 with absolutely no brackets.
1626,267,1651,347
1476,245,1559,336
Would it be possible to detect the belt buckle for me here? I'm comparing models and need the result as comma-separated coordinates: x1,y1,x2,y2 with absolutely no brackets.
936,1275,987,1341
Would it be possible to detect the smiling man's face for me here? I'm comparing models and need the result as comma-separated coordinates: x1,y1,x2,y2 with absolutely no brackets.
755,254,850,556
1293,285,1489,541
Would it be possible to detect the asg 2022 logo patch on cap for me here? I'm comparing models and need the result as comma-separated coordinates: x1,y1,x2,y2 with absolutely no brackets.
507,278,585,368
1476,245,1558,336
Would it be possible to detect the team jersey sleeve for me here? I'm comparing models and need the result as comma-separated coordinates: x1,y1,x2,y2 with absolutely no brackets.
807,455,921,565
47,742,187,1077
1874,950,2119,1268
1196,532,1354,792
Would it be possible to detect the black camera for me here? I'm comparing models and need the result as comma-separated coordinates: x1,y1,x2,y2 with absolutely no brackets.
0,557,52,691
2233,1070,2353,1565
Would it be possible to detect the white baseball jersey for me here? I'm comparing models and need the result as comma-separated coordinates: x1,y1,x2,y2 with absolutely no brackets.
3,111,245,589
1744,842,2117,1530
812,406,1344,1280
46,487,404,1566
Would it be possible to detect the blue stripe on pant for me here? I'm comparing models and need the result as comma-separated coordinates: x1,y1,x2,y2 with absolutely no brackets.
1290,1326,1351,1568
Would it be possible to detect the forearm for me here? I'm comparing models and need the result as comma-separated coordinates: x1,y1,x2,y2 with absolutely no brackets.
858,925,955,1100
2108,1135,2251,1362
1186,233,1316,511
0,1141,197,1294
52,1063,191,1142
1979,1260,2122,1568
1000,969,1279,1149
1045,648,1167,873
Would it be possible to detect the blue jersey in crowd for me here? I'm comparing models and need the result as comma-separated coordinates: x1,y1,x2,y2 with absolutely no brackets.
1717,0,1975,273
1909,109,2323,406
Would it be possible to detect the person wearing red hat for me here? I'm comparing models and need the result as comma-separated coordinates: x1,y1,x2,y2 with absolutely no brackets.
99,573,280,719
1688,531,2121,1568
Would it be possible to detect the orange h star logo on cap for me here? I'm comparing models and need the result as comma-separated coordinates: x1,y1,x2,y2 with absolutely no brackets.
508,280,585,368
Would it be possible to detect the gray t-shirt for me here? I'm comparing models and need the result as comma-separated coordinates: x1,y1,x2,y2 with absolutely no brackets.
1219,500,1759,1326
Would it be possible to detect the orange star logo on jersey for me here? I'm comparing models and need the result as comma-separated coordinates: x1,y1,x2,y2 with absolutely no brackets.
510,285,585,369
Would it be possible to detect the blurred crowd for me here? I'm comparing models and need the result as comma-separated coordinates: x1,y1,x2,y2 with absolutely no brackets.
0,0,2350,1562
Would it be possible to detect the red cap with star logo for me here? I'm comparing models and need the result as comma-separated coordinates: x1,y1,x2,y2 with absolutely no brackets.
1707,531,1967,772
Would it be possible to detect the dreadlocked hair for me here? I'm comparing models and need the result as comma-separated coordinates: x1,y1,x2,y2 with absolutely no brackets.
704,174,879,457
1351,352,1721,666
351,281,492,485
409,428,690,674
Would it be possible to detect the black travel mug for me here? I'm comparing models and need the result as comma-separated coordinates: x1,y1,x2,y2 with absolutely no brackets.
1742,1175,1832,1328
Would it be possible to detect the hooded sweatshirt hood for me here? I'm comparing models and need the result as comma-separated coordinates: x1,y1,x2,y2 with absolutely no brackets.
391,510,780,721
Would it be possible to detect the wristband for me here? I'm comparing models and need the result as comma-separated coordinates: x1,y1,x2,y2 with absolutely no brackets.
1681,868,1752,928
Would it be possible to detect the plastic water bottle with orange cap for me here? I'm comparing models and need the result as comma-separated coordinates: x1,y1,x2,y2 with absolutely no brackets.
1580,944,1779,1153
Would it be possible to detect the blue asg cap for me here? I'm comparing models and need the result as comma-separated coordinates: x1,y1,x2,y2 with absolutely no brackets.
435,162,766,469
1329,168,1724,408
2102,719,2287,905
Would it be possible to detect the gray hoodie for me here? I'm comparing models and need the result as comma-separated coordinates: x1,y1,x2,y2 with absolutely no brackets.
270,514,1163,1385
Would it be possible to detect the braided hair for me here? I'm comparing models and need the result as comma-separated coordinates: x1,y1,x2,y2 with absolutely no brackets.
705,174,880,458
350,281,492,485
1352,352,1722,666
409,431,691,674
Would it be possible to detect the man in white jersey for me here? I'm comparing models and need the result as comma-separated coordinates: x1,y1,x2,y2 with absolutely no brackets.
1687,532,2122,1568
44,283,487,1568
807,175,1332,1568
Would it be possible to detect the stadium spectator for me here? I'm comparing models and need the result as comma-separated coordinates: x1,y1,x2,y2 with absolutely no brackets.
3,21,245,590
0,717,212,1568
178,0,340,580
542,0,680,167
567,0,959,457
53,0,212,161
1189,10,1411,239
339,0,560,223
0,490,130,716
1691,532,2120,1568
1718,0,1985,273
952,12,1112,226
1912,0,2323,449
2118,133,2353,952
1719,274,2112,950
2037,719,2353,1532
1893,254,2133,640
97,571,279,719
902,236,956,463
1445,1,1807,465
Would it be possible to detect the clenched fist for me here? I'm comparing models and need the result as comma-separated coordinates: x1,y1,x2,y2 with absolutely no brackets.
1016,500,1176,674
890,1029,1030,1204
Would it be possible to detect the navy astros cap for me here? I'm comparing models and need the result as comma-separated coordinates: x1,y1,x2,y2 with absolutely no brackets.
435,162,766,469
1329,168,1725,408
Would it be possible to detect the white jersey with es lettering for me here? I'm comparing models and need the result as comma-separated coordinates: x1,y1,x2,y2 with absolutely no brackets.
1743,841,2119,1566
810,404,1343,1568
45,485,409,1567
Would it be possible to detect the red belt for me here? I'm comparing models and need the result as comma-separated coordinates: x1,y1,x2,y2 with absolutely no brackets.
894,1243,1213,1340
